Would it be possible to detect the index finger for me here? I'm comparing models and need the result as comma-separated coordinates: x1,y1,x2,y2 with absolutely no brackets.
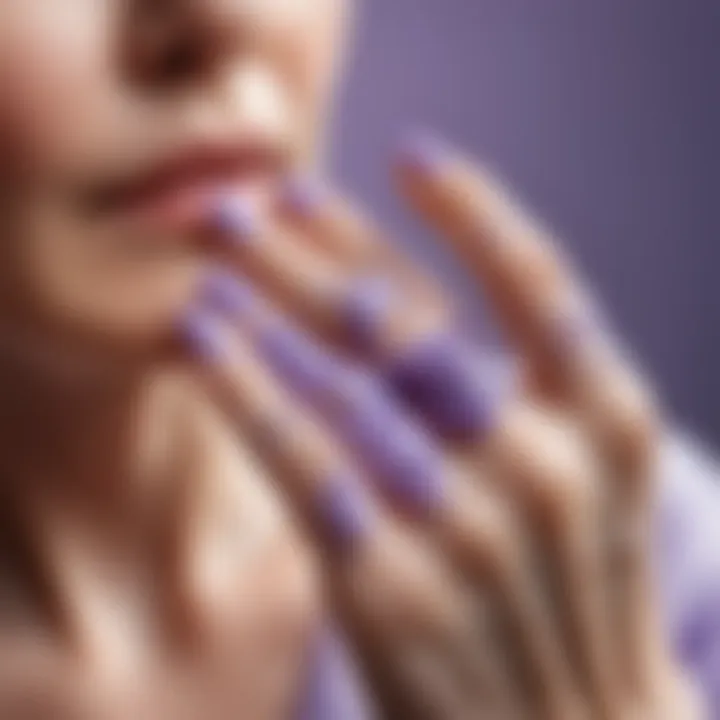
395,133,602,385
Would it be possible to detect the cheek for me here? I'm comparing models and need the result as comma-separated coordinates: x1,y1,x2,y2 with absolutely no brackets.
273,0,347,160
0,4,112,174
296,0,346,98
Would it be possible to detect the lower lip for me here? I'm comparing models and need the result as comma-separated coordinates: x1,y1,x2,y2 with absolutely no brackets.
109,178,273,234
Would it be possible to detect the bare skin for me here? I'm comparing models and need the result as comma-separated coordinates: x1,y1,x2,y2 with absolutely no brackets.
0,0,343,717
182,146,702,719
0,370,321,719
0,0,704,718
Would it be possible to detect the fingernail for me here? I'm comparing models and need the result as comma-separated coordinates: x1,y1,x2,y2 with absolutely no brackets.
212,195,258,243
396,129,446,174
179,309,228,362
341,393,445,516
280,175,326,218
384,334,497,442
343,275,395,354
342,397,444,517
201,269,256,319
315,474,373,554
260,325,345,399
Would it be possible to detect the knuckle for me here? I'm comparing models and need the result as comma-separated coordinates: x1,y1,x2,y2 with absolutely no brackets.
447,477,520,580
535,454,595,529
349,526,443,634
501,406,596,526
472,500,521,578
601,370,660,473
518,234,568,298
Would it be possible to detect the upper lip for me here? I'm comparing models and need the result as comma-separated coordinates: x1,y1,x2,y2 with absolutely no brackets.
88,135,289,213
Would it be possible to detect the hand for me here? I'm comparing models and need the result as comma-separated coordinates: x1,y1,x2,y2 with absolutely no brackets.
181,134,701,720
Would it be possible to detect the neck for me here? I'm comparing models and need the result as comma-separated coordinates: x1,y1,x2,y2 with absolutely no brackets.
0,336,179,540
0,328,201,659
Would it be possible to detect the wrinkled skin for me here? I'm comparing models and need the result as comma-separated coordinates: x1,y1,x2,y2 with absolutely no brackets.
0,1,703,719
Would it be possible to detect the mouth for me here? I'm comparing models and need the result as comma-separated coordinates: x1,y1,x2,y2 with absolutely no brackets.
85,138,288,229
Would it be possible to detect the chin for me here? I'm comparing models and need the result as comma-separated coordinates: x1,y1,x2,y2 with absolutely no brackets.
5,259,205,380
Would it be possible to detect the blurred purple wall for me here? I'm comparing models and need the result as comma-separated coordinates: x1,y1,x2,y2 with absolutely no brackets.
332,0,720,445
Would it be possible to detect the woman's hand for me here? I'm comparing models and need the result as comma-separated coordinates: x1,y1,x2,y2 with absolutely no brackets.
181,134,701,719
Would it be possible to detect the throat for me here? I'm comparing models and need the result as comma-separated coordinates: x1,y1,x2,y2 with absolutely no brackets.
0,362,194,660
0,362,185,532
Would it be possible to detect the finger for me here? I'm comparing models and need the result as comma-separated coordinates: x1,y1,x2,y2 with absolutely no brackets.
394,132,608,387
200,270,578,717
527,298,662,693
196,271,576,714
276,175,442,307
441,475,585,720
276,175,387,264
276,181,521,446
208,193,447,357
203,202,647,709
482,403,624,717
198,268,450,518
566,345,662,692
179,305,530,715
200,279,501,541
394,134,662,689
394,132,657,471
208,196,353,344
343,521,525,720
180,291,464,588
209,192,466,373
179,305,379,562
207,195,512,448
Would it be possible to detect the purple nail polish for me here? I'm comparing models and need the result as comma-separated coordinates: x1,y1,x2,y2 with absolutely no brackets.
343,275,395,354
260,325,346,401
396,130,446,174
338,389,445,515
179,310,228,362
201,270,256,319
315,474,373,553
281,175,325,217
212,195,257,243
384,334,497,442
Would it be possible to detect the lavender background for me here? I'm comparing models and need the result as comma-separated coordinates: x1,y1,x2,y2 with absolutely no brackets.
332,0,720,446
